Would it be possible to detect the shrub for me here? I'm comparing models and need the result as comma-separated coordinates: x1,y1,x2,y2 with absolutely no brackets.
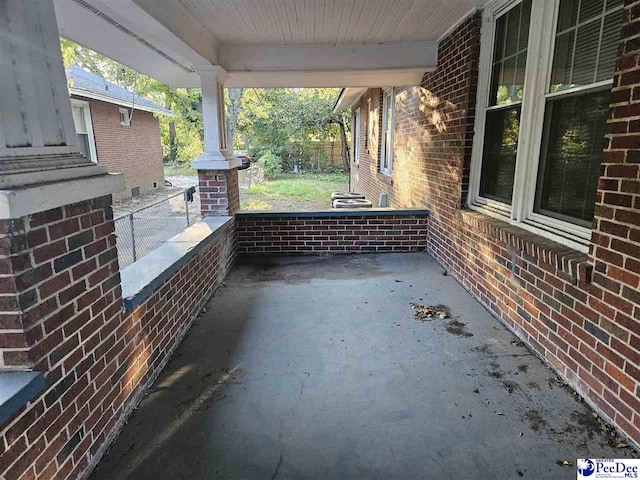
258,153,283,179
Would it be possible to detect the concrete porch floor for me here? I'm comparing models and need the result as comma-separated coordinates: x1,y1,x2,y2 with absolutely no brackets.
91,253,631,480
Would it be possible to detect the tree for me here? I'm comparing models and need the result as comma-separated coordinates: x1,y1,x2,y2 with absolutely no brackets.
235,88,350,171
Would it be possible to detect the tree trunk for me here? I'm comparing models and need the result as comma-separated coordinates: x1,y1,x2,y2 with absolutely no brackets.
338,120,350,172
227,88,244,150
165,91,177,162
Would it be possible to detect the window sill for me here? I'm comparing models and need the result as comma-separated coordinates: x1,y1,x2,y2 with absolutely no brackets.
0,371,45,426
458,209,593,285
376,173,393,185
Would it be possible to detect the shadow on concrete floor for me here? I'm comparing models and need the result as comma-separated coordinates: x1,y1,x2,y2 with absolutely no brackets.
90,253,633,480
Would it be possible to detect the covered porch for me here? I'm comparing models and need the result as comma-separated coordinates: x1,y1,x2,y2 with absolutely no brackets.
1,0,640,479
92,253,627,480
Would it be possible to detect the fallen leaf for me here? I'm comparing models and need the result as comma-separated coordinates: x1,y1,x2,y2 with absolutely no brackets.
561,460,573,466
519,432,524,437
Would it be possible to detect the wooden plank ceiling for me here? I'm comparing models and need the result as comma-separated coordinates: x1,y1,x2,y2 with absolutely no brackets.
134,0,482,46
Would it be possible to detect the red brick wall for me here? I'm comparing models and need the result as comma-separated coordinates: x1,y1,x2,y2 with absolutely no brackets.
75,96,165,200
198,169,240,217
0,197,236,479
237,212,428,255
350,9,640,448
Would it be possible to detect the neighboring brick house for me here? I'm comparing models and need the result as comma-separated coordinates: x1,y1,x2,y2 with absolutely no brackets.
66,66,172,199
339,0,640,445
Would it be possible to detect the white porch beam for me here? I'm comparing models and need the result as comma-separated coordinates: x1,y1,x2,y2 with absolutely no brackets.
220,42,437,88
191,67,240,171
53,0,216,87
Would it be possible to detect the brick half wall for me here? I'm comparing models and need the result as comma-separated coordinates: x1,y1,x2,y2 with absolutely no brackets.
0,200,237,479
236,210,429,255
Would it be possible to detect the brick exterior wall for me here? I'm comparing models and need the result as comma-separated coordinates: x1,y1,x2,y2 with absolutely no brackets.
349,8,640,448
0,197,236,479
236,212,428,255
198,169,240,217
75,96,165,200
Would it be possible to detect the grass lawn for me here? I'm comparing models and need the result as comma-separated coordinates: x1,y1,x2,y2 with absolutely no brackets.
240,172,349,211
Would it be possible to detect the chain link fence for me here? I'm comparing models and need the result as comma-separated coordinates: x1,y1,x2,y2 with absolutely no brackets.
114,187,200,268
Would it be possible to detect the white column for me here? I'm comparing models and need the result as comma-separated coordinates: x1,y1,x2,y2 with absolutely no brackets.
191,66,240,170
0,0,123,218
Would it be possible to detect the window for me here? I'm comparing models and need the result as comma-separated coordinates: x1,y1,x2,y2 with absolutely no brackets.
119,108,131,127
470,0,623,251
366,97,373,153
353,107,361,163
71,99,97,163
380,88,396,176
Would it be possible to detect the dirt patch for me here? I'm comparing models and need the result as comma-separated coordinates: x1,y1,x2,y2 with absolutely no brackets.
244,256,387,284
411,303,451,321
522,408,547,431
502,380,519,394
517,364,529,373
474,344,492,354
526,382,540,390
445,319,473,337
488,370,504,379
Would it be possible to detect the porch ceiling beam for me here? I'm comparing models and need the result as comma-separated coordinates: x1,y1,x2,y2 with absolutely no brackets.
53,0,216,87
220,42,438,88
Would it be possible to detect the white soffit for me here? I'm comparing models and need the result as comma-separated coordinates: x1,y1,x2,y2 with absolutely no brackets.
54,0,208,87
333,88,368,112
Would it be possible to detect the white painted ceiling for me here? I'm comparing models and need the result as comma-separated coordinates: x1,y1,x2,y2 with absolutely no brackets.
133,0,484,46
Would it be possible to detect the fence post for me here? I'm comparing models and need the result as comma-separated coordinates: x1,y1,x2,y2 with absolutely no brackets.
185,189,190,227
129,211,137,263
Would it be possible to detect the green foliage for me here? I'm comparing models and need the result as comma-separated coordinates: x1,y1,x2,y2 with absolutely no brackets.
258,153,283,179
236,89,349,172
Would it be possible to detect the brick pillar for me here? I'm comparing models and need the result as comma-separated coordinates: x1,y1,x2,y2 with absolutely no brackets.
198,168,240,216
0,196,121,370
588,0,640,440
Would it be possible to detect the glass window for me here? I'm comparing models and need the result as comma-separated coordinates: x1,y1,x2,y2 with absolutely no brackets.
479,0,532,203
380,88,395,175
72,104,94,161
551,0,624,92
535,0,623,226
471,0,624,248
354,107,361,163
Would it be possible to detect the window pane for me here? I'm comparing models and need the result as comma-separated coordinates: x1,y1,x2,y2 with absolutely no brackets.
551,32,575,91
597,11,624,81
77,133,90,159
579,0,605,24
535,90,610,225
551,0,624,91
572,20,601,85
489,0,531,106
72,106,87,134
558,0,579,31
480,106,521,204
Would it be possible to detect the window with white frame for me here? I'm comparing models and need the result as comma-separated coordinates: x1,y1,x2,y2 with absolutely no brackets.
353,107,361,163
470,0,624,251
380,88,396,175
119,108,131,127
71,99,97,163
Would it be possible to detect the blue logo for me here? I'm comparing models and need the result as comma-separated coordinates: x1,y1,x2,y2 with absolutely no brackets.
578,459,595,477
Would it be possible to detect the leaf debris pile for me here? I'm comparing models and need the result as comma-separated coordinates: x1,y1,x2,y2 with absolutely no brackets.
411,303,451,321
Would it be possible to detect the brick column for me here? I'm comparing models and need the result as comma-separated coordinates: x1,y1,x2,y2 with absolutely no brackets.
0,197,121,370
198,168,240,216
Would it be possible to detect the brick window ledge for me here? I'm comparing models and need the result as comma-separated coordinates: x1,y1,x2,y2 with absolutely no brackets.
0,371,45,426
458,209,593,284
120,216,234,310
376,173,393,185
